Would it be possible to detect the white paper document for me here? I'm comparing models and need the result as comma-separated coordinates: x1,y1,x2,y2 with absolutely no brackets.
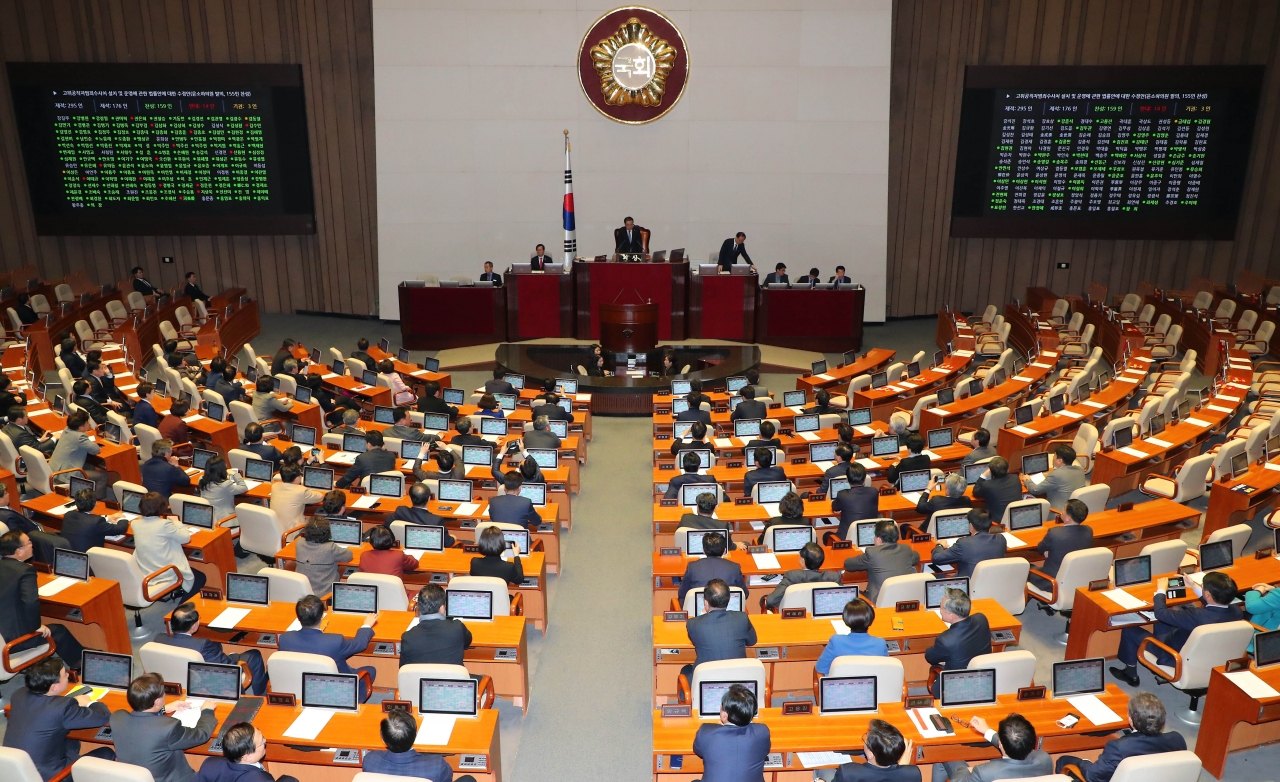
714,438,734,448
1185,418,1212,428
283,708,336,740
1031,362,1053,369
38,576,78,597
1081,400,1106,409
1207,404,1234,414
45,502,77,518
451,502,481,517
349,495,380,509
816,373,834,382
1145,438,1173,448
759,503,780,518
854,425,876,436
751,552,782,570
414,713,458,747
1224,670,1280,699
1067,694,1124,726
907,707,952,738
796,752,853,769
1060,410,1084,419
1002,532,1026,548
1265,463,1280,473
207,607,252,630
172,700,207,728
1102,589,1147,610
830,618,851,635
798,431,820,442
953,350,974,358
856,458,880,469
287,619,302,632
1012,375,1033,383
183,414,204,423
1118,447,1150,459
1012,425,1037,435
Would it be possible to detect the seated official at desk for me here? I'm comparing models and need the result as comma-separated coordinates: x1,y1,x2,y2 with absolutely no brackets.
616,216,645,255
960,427,997,465
280,595,377,702
250,376,292,421
933,714,1050,782
930,509,1006,578
413,449,464,482
830,266,852,286
14,294,38,325
2,657,114,780
417,380,459,422
916,473,973,531
5,406,56,456
843,519,920,603
271,465,325,529
196,722,297,782
676,392,712,425
819,445,856,497
364,708,475,782
141,439,192,499
717,232,753,271
1024,444,1088,509
382,407,434,443
361,526,419,577
743,448,786,499
1110,570,1242,687
133,383,160,429
0,530,89,668
532,392,574,423
924,589,991,695
731,386,768,422
744,420,781,452
1056,692,1186,782
832,463,878,541
335,430,397,489
765,542,838,610
155,603,268,695
449,417,488,448
757,491,807,543
804,388,843,418
480,260,502,286
833,720,918,782
294,517,354,595
487,471,543,530
484,369,516,396
679,491,736,550
111,673,217,782
386,483,456,548
762,263,789,287
182,271,211,304
50,410,113,500
666,451,721,501
400,584,472,667
743,370,767,400
60,488,129,553
816,598,887,675
523,416,561,450
886,432,930,485
491,450,543,486
470,526,523,585
693,683,770,782
683,579,757,684
677,532,745,603
133,492,208,604
529,244,553,271
1030,499,1092,591
241,423,283,471
972,457,1021,531
329,409,365,436
351,338,374,369
212,365,247,408
796,267,822,286
670,420,711,457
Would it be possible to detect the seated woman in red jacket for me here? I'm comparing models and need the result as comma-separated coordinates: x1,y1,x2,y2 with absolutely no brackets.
358,526,419,578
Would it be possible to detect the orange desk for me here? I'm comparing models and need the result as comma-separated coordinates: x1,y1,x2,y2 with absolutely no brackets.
1196,663,1280,778
794,348,896,395
918,350,1059,438
850,351,977,424
37,571,131,655
1202,458,1280,544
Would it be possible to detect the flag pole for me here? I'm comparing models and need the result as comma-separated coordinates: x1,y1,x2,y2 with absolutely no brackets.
563,129,577,268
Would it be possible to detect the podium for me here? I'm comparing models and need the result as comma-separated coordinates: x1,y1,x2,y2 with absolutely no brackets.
690,271,757,341
756,285,865,351
599,302,658,354
505,270,574,340
573,261,688,340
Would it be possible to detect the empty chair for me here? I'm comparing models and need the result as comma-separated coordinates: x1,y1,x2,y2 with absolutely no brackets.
1026,547,1113,643
261,567,314,603
967,305,998,327
235,504,296,560
347,572,410,612
1240,320,1276,355
1069,484,1110,515
968,650,1037,694
1061,323,1096,358
1048,299,1070,324
105,299,129,325
1150,324,1183,358
885,362,906,383
345,358,367,377
1108,752,1203,782
958,407,1010,448
977,322,1011,357
1202,523,1252,560
447,576,516,617
1140,453,1214,503
72,756,156,782
19,446,53,496
875,572,934,609
127,291,146,311
266,651,351,698
228,400,257,441
159,321,190,347
971,559,1031,615
1117,293,1142,315
1190,290,1214,311
1097,416,1136,452
139,641,205,688
54,283,75,303
1137,620,1253,724
88,547,184,640
1135,540,1189,578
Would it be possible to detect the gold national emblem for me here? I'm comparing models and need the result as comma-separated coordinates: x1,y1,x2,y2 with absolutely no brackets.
589,18,677,107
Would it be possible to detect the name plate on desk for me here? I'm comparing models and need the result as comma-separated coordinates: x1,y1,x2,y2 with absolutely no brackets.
1088,579,1111,591
660,547,681,557
782,702,813,715
163,682,183,696
1225,656,1252,673
1117,502,1134,512
896,600,920,612
200,587,223,600
791,457,806,465
1258,548,1275,559
658,464,674,471
267,693,296,707
660,499,678,507
734,497,753,505
656,434,671,440
661,704,692,718
808,493,826,502
747,545,767,554
912,533,932,543
832,540,853,550
1017,686,1047,701
656,408,671,416
905,695,933,709
463,544,480,553
382,700,412,712
663,611,688,622
728,461,743,468
781,608,807,619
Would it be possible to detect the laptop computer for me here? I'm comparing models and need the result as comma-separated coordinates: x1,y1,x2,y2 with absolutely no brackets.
182,503,215,530
939,668,997,708
439,479,473,503
811,586,860,618
342,433,367,453
926,576,969,609
373,406,396,425
226,573,270,606
419,678,478,717
303,466,334,490
81,651,133,690
1052,658,1105,697
783,390,807,408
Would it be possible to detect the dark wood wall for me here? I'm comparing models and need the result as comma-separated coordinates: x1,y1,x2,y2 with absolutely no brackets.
0,0,377,316
888,0,1280,317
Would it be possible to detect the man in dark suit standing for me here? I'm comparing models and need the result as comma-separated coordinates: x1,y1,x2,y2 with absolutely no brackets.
930,509,1007,578
743,448,787,499
279,595,378,702
730,386,769,422
484,369,516,395
0,531,87,668
480,261,503,286
764,542,840,609
615,216,644,255
833,719,919,782
677,533,745,603
400,584,472,667
762,263,789,286
692,683,771,782
971,457,1023,530
488,471,543,530
1030,499,1094,591
665,451,722,501
717,232,754,272
110,673,217,782
1056,692,1186,782
529,244,553,270
887,432,931,485
2,656,115,779
61,488,129,553
830,265,853,287
1110,570,1242,687
924,589,992,695
153,603,267,695
831,463,878,541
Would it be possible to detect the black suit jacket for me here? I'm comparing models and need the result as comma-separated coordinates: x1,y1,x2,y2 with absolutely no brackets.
4,422,54,456
1144,594,1245,666
665,472,721,501
832,485,880,540
75,394,110,425
486,493,542,529
717,238,752,270
1037,523,1094,579
676,408,712,424
676,513,736,550
480,271,503,286
61,351,86,379
762,273,789,286
1078,731,1187,782
924,613,992,671
416,394,459,421
732,399,769,422
686,607,757,668
886,452,931,485
930,532,1007,578
399,616,472,667
743,465,787,499
0,558,42,646
335,448,398,489
678,556,746,602
615,227,645,254
972,473,1023,528
530,255,551,271
914,494,973,532
834,761,921,782
531,402,573,423
3,687,111,780
60,510,128,553
182,283,210,303
470,553,524,585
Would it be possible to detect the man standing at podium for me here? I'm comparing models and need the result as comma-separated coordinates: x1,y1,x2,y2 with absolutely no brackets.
530,245,553,271
717,232,754,272
615,217,645,256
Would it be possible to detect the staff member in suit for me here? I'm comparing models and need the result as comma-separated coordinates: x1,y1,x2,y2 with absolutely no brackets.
730,386,769,422
816,598,888,674
615,216,644,255
110,673,217,782
818,445,856,497
744,420,782,452
665,451,721,501
280,595,377,702
154,603,268,695
71,379,110,424
0,376,27,414
141,440,192,499
400,584,472,667
743,448,787,499
842,519,921,602
685,579,756,676
831,463,879,540
523,416,561,450
692,683,770,782
915,473,973,532
5,406,56,456
14,294,39,325
195,723,298,782
756,490,808,544
416,380,459,421
334,430,397,489
924,589,991,694
717,232,754,271
4,657,114,780
351,338,374,368
935,714,1052,782
1110,570,1242,686
971,457,1022,531
484,369,517,395
960,427,997,465
677,532,744,603
60,488,129,553
830,266,853,286
132,266,165,299
212,365,246,408
480,261,502,286
1056,692,1186,782
182,272,211,304
1030,499,1093,591
363,708,475,782
677,491,735,550
532,392,574,423
412,448,464,482
762,263,789,286
930,509,1007,578
385,483,456,548
796,267,822,286
887,431,931,485
670,420,711,457
0,530,89,666
529,244,552,270
488,471,543,529
59,338,87,379
1025,444,1088,510
833,720,919,782
804,388,843,418
133,383,160,429
50,410,114,499
469,526,523,585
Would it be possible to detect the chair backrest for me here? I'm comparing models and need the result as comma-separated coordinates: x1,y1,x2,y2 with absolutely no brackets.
1073,423,1099,470
876,572,934,608
1256,320,1277,345
818,413,842,430
1138,540,1188,577
777,582,842,613
112,480,147,506
54,283,75,303
0,432,20,476
265,651,339,697
396,663,472,702
1065,311,1084,332
1135,397,1160,433
345,358,367,377
1119,293,1142,313
1069,484,1109,515
885,362,905,383
1205,523,1252,559
1163,324,1183,348
689,658,767,714
158,321,179,342
1170,621,1255,689
72,756,156,782
87,547,153,608
968,650,1037,694
825,655,905,703
1051,299,1070,319
1169,453,1214,503
1136,303,1155,324
226,448,260,474
1245,422,1270,464
228,400,257,440
971,558,1030,615
682,586,748,615
447,576,510,617
1191,290,1214,310
135,424,161,461
1051,548,1114,611
846,374,871,395
202,389,224,411
0,747,45,782
235,504,287,558
978,407,1011,445
166,494,211,523
106,300,128,320
347,572,410,612
275,374,298,396
19,446,52,495
999,498,1049,530
139,641,204,688
1110,751,1202,782
1237,309,1258,333
926,508,971,539
261,567,314,603
1152,312,1171,335
127,291,146,310
1098,416,1135,449
762,524,810,552
751,481,795,504
175,306,193,328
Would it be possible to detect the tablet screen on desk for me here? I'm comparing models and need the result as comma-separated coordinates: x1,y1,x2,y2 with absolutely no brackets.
1008,504,1043,531
373,406,395,425
1048,393,1066,413
519,482,547,506
361,370,378,387
671,380,692,396
756,481,790,504
672,398,690,415
121,490,144,516
783,391,807,408
303,467,334,491
828,477,851,496
812,586,859,617
303,672,358,711
331,582,378,614
244,458,273,482
745,447,777,468
206,402,225,423
446,589,493,620
54,548,88,581
927,428,953,449
1052,658,1105,697
342,433,368,453
82,651,132,689
856,522,878,548
849,408,872,426
404,525,445,553
672,422,694,439
794,414,820,433
188,662,241,701
504,374,525,390
369,473,403,498
555,378,577,395
872,436,899,457
182,503,215,530
963,463,986,485
192,448,217,471
899,470,930,493
424,357,440,373
528,448,558,469
937,388,955,406
480,417,507,436
1021,452,1049,476
439,480,473,503
462,445,493,467
1014,404,1034,426
422,413,449,432
728,396,743,412
726,376,747,393
1200,539,1234,571
734,419,762,439
684,529,721,556
819,675,877,714
1113,555,1151,587
871,372,888,389
809,442,837,462
290,425,316,447
442,388,465,405
68,475,95,499
926,577,969,609
771,526,813,553
420,678,478,716
100,422,121,445
940,668,997,707
935,515,971,541
328,519,362,546
699,680,757,718
1256,629,1280,668
226,572,270,606
548,419,568,438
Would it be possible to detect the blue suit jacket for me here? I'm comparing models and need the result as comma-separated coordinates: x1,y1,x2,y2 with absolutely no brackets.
152,633,234,665
693,722,771,782
362,749,453,782
194,757,278,782
1080,731,1187,782
743,466,787,499
930,532,1007,578
141,456,192,498
134,399,159,429
278,626,375,674
924,613,991,671
486,493,542,529
665,472,721,500
1146,594,1244,666
677,556,745,602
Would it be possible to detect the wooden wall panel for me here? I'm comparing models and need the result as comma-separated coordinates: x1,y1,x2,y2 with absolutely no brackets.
0,0,377,316
889,0,1280,317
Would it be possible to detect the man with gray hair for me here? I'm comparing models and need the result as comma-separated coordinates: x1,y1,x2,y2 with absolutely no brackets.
523,415,561,450
331,408,364,435
915,472,973,532
887,410,911,437
141,438,191,499
842,519,921,602
1056,692,1186,782
924,588,991,696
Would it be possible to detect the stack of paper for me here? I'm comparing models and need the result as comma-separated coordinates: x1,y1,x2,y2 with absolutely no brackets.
713,437,734,448
1224,670,1280,699
350,495,380,509
1102,589,1147,610
751,552,782,570
172,701,207,728
451,502,480,517
1066,694,1123,726
798,431,820,442
208,607,252,630
1002,532,1026,548
854,425,877,436
38,577,79,597
1118,446,1150,459
283,708,336,740
46,502,77,518
830,618,851,635
796,752,852,768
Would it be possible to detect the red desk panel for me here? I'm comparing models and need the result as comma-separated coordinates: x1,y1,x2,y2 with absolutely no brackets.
690,273,756,341
398,284,507,349
506,272,574,340
573,262,687,341
756,286,865,352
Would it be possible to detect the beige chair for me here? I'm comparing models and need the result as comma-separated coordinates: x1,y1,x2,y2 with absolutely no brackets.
72,756,155,782
1068,484,1110,515
0,432,25,486
275,373,298,396
396,663,495,710
682,586,748,615
0,747,58,782
1209,439,1246,487
228,400,257,441
968,650,1036,694
1192,523,1252,564
135,424,162,463
1241,320,1276,355
1150,324,1183,358
226,448,261,474
112,480,148,507
1048,298,1070,325
1108,752,1202,782
88,547,184,640
1027,547,1113,643
1117,293,1142,316
347,572,410,612
1190,290,1214,312
967,304,998,328
345,358,367,377
105,299,130,325
1136,540,1188,578
1097,416,1136,453
1061,323,1096,358
261,567,314,603
1137,620,1254,723
822,655,905,704
1140,453,1213,503
236,504,296,560
875,572,934,609
54,283,75,303
139,641,205,690
447,576,515,617
19,446,53,495
266,651,355,699
971,559,1030,615
0,620,55,682
957,407,1010,448
682,658,768,712
127,291,146,311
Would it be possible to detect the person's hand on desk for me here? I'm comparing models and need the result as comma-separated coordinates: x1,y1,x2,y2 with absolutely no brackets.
1253,583,1274,595
73,693,95,708
167,701,196,714
362,615,377,629
968,716,991,735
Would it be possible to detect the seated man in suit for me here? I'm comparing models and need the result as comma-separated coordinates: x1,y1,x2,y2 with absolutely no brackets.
363,708,476,782
1025,443,1088,509
766,541,842,611
240,423,282,471
71,378,110,424
182,272,211,304
382,407,435,443
834,719,919,782
385,483,455,547
523,416,561,450
1110,570,1242,686
815,594,887,674
693,683,770,782
529,244,553,270
743,369,768,401
14,294,38,325
804,388,843,418
110,672,217,782
133,383,160,429
0,530,88,668
60,488,129,553
665,451,721,501
683,578,756,681
213,365,247,407
717,232,754,271
678,491,735,550
279,595,377,702
416,380,459,421
796,266,822,286
335,429,397,489
730,385,769,422
270,340,299,376
743,448,787,499
480,260,502,286
131,266,165,299
1056,692,1186,782
762,263,789,286
487,470,543,530
843,519,921,602
85,359,130,412
677,532,744,603
4,406,56,456
328,408,365,436
351,338,374,369
924,589,991,694
532,392,574,423
195,722,298,782
818,445,855,497
484,368,516,395
831,463,878,541
2,656,114,779
915,472,974,532
60,338,86,379
1030,498,1093,591
933,713,1051,782
141,439,192,499
400,584,472,667
887,432,931,485
960,426,998,465
674,392,711,424
744,420,782,452
670,420,711,457
830,265,853,286
930,509,1007,578
972,457,1022,530
154,603,267,695
615,216,645,256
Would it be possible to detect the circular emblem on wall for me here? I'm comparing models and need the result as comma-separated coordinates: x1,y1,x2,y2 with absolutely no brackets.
578,7,689,124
